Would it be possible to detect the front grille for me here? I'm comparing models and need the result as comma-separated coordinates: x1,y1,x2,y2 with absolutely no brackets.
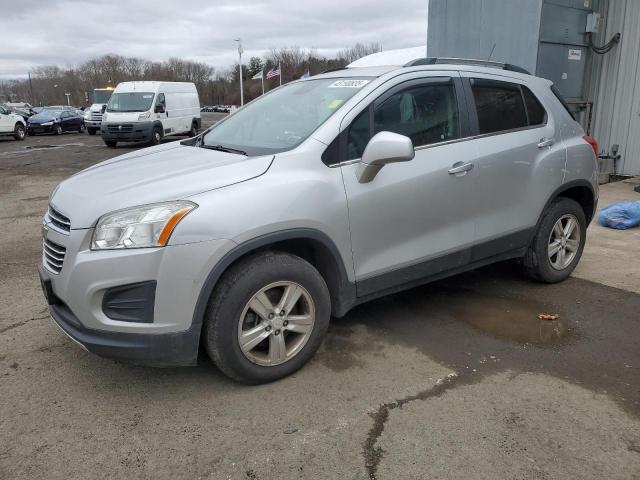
43,238,66,274
107,124,133,133
90,113,103,121
48,205,71,232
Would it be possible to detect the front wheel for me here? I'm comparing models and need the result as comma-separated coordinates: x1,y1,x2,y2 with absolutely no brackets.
149,127,162,146
54,124,63,135
14,123,25,141
104,140,117,148
523,197,587,283
204,252,331,384
188,122,198,137
87,128,97,135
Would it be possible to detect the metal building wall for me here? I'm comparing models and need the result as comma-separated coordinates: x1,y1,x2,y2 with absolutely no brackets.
427,0,543,75
588,0,640,175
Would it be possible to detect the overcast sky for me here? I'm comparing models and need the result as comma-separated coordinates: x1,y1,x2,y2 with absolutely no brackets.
2,0,428,79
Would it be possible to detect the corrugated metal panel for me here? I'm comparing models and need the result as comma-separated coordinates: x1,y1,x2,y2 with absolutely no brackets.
427,0,543,75
589,0,640,174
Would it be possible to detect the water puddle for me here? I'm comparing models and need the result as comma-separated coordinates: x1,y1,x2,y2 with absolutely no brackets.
444,291,570,345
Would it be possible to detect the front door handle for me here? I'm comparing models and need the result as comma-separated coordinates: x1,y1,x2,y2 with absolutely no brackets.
537,137,555,148
448,162,474,175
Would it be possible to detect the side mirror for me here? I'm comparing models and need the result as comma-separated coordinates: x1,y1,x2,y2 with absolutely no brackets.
356,131,415,183
154,104,165,114
101,104,107,113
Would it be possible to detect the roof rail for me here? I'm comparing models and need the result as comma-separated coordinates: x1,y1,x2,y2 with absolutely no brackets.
404,57,530,75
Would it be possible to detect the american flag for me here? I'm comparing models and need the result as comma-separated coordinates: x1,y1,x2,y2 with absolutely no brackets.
266,65,281,79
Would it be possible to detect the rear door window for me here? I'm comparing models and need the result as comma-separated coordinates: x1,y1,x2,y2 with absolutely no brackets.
471,79,527,134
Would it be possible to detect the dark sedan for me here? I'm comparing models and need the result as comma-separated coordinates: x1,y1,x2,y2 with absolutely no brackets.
27,109,85,136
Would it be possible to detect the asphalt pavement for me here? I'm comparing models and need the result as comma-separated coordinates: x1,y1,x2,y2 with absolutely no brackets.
1,114,639,479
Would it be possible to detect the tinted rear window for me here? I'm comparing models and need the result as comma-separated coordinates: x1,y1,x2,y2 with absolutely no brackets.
522,86,546,126
471,79,527,134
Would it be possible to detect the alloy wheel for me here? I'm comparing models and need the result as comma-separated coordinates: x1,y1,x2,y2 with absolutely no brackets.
548,214,581,270
237,281,316,366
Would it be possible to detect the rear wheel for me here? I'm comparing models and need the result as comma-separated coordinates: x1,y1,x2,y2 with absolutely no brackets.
87,128,97,135
523,197,587,283
150,126,162,146
13,123,25,141
204,252,331,384
104,140,117,148
54,124,63,135
78,123,85,133
188,122,198,137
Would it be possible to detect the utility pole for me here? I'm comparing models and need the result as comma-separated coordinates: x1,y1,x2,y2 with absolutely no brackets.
235,38,244,106
28,72,35,105
65,93,71,106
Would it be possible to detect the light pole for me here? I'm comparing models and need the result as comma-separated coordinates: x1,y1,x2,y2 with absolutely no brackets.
65,93,71,106
235,38,244,106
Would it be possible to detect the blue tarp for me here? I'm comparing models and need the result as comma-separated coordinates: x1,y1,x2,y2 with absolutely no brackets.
598,201,640,230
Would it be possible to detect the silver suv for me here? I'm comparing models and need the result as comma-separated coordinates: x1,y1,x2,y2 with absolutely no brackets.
39,58,599,383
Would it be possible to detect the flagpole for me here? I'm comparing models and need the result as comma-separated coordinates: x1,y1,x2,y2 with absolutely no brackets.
261,71,264,95
235,38,244,106
279,63,282,86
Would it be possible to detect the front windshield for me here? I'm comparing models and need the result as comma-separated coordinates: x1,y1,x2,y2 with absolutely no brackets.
93,89,113,104
107,92,155,112
202,78,372,155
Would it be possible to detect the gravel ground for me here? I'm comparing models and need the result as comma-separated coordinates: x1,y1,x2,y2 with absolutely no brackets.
1,113,639,479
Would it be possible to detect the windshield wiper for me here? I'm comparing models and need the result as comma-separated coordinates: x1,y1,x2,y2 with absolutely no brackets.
200,143,247,156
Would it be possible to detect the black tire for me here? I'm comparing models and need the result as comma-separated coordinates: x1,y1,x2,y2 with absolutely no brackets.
78,123,85,133
104,140,117,148
14,123,25,141
54,124,63,135
87,128,97,135
523,197,587,283
204,251,331,384
188,122,198,137
150,126,162,146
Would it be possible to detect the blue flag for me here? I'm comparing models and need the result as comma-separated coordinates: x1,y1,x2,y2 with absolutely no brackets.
300,70,310,79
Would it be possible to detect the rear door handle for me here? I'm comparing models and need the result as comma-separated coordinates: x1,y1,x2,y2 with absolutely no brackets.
537,137,555,148
448,162,474,175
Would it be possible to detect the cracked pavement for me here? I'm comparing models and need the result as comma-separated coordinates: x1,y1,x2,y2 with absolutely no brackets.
1,115,639,479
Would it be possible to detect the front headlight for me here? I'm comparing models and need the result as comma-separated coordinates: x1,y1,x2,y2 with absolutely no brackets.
41,121,53,126
102,113,108,121
138,111,151,120
91,201,197,250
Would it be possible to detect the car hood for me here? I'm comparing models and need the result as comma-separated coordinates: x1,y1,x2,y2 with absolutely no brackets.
29,113,58,123
50,142,274,229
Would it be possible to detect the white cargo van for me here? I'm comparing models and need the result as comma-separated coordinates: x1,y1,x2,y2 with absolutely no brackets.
100,81,201,148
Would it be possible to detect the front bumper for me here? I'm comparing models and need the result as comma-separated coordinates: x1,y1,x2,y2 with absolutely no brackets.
39,223,235,366
29,124,55,134
85,120,101,128
101,121,154,143
40,265,201,366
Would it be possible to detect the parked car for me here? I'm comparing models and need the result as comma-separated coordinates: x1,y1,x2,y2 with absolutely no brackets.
39,59,598,383
100,81,201,148
0,104,26,140
28,109,85,135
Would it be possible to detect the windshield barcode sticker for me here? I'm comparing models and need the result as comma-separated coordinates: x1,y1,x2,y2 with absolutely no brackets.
328,80,370,88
